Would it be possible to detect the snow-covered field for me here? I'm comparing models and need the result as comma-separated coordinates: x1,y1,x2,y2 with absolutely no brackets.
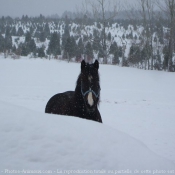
0,56,175,174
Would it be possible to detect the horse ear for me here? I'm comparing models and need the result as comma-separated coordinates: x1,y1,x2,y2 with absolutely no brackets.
81,60,86,70
94,60,99,70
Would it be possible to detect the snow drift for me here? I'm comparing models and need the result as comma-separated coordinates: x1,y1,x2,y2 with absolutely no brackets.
0,101,174,174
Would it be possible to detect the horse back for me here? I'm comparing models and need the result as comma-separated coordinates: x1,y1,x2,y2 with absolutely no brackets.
45,91,74,114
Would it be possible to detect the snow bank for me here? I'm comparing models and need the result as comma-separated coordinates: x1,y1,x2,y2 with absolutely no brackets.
0,101,174,175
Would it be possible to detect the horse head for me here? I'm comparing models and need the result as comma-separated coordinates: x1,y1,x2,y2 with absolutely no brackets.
80,60,101,113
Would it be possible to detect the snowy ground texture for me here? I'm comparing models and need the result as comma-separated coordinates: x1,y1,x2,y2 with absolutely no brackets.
0,56,175,175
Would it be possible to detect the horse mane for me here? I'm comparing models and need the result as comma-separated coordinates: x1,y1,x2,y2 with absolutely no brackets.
75,73,82,89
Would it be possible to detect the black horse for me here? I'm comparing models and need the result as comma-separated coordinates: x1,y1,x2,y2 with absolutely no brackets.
45,60,102,123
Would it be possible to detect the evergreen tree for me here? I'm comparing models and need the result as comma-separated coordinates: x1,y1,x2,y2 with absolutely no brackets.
163,45,169,69
128,45,135,64
21,43,28,56
11,27,16,36
44,23,50,38
0,34,5,52
17,27,24,36
113,51,120,65
30,26,35,36
12,45,16,54
107,32,111,41
128,45,140,65
129,32,133,39
141,47,147,63
38,47,45,58
62,23,70,49
47,32,61,56
39,31,46,42
5,26,11,37
76,37,84,60
25,31,31,43
93,29,99,38
28,39,36,53
109,41,118,54
0,23,5,34
55,33,61,56
97,22,101,29
64,36,77,59
64,37,71,59
141,44,151,69
24,31,36,55
118,46,123,57
4,31,12,51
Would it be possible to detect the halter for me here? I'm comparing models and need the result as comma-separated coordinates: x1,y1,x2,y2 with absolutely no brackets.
81,81,100,98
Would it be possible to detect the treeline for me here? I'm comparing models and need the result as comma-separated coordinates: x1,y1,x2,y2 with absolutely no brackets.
0,12,174,71
0,15,126,61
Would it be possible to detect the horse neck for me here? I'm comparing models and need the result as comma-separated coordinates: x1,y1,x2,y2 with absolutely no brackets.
74,86,99,123
74,80,84,103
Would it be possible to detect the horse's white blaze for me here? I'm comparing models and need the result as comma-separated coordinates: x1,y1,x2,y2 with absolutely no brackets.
88,75,93,83
87,92,94,106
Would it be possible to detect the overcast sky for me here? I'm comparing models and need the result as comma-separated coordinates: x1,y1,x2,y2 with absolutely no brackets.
0,0,139,18
0,0,87,17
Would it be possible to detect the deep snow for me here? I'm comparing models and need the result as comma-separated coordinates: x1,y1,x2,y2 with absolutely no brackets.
0,56,175,174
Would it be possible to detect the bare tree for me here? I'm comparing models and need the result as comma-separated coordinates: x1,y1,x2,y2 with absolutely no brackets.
87,0,121,64
138,0,155,70
157,0,175,71
127,0,156,70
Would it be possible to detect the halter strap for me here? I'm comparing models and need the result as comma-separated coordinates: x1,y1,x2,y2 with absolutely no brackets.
81,81,100,98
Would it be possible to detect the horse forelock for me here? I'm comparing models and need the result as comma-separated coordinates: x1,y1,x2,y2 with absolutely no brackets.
76,63,100,89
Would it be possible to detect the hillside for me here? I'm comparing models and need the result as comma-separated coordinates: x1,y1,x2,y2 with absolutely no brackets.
0,56,175,174
1,15,173,71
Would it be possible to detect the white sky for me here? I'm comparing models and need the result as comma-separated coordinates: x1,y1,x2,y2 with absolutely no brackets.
0,0,85,17
0,0,138,18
